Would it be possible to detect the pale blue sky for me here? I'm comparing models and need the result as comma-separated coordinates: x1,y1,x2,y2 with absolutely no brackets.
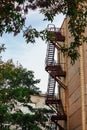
1,10,65,93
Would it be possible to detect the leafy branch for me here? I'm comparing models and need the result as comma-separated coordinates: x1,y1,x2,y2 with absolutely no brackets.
0,0,87,62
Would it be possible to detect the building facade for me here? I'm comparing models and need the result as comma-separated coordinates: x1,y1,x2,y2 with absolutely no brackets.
45,18,87,130
61,18,87,130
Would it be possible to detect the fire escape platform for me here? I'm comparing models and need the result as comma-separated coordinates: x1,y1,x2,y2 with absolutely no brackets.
45,64,66,77
49,31,65,42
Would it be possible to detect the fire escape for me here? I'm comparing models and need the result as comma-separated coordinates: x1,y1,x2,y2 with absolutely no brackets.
45,24,67,130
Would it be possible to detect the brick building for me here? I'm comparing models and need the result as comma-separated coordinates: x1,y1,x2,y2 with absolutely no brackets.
61,18,87,130
45,18,87,130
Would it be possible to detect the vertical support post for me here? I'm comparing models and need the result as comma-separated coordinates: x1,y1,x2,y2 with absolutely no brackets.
79,45,86,130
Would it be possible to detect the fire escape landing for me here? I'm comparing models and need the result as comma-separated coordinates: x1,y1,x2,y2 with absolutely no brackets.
45,24,67,130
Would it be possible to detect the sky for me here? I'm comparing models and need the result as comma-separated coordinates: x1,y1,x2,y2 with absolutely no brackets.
1,10,65,93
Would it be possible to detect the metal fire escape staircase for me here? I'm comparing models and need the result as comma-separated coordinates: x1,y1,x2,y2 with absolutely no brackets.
45,25,67,130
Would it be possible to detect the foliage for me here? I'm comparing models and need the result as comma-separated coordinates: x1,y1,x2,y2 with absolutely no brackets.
0,0,87,62
0,103,11,129
11,112,42,130
0,44,5,54
0,59,41,104
0,59,40,90
0,44,6,61
10,108,54,130
0,59,54,129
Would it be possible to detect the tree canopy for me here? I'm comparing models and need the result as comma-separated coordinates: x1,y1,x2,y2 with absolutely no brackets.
0,59,55,130
0,59,41,102
0,0,87,62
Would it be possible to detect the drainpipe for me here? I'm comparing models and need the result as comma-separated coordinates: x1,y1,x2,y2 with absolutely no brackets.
79,45,86,130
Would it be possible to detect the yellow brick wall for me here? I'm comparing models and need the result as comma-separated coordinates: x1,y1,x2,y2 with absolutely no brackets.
60,18,87,130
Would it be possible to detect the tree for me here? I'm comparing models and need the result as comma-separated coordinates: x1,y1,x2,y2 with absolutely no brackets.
0,59,41,103
0,59,54,130
0,0,87,62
